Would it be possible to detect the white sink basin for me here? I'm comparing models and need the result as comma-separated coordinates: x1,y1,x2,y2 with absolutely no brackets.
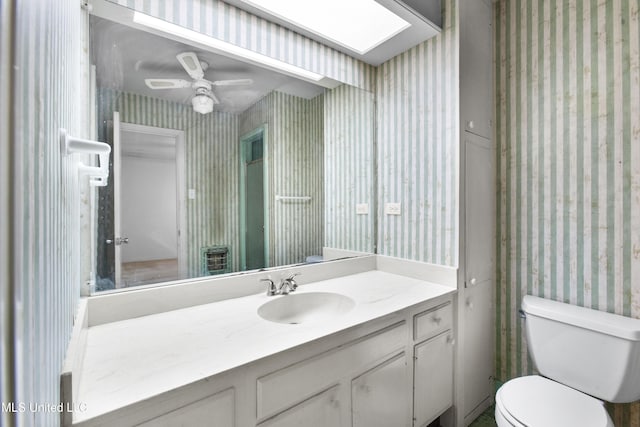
258,292,355,325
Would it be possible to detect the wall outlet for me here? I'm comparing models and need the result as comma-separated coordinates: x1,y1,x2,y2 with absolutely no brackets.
356,203,369,215
385,203,401,215
188,189,196,200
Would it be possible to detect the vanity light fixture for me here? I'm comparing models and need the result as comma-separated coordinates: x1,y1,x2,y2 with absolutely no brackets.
239,0,411,55
132,12,325,83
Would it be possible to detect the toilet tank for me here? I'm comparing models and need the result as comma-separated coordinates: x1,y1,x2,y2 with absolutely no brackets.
522,295,640,403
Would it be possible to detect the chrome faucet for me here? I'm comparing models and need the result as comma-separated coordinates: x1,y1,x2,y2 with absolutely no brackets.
260,278,279,296
261,273,301,296
279,273,300,295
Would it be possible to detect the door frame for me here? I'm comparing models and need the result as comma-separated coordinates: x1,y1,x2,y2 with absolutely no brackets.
115,120,187,284
239,125,269,271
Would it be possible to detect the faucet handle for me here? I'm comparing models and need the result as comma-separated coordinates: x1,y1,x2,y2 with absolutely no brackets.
286,273,301,290
260,278,277,296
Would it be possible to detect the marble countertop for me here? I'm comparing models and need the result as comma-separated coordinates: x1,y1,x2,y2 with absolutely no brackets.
76,270,454,423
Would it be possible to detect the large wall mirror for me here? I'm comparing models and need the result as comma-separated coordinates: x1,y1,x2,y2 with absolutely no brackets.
90,10,375,292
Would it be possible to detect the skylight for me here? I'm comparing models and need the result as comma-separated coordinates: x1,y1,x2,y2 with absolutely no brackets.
133,12,324,82
241,0,411,55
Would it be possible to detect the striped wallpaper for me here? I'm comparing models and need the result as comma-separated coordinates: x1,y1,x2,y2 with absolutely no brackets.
494,0,640,424
324,84,375,253
98,0,381,269
98,88,326,282
97,88,240,281
10,0,89,426
106,0,376,91
271,92,324,265
239,91,325,267
0,1,12,425
376,0,459,267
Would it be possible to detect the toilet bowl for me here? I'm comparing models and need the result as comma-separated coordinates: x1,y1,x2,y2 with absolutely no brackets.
494,376,613,427
494,295,640,427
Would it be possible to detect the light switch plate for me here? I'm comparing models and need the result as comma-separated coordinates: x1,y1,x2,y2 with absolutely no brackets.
385,203,401,215
188,189,196,200
356,203,369,215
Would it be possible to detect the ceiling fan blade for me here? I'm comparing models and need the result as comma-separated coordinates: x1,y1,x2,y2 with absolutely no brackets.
210,78,254,87
145,79,192,89
176,52,204,80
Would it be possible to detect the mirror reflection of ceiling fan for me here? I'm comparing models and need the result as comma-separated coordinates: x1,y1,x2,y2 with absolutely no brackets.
144,52,254,114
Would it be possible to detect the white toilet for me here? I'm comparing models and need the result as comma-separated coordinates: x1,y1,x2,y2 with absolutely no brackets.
495,295,640,427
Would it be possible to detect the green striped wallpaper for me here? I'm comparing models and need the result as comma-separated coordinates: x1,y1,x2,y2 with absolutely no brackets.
324,84,375,253
97,88,240,278
270,92,324,265
239,91,325,266
12,0,88,425
494,0,640,424
99,88,325,278
376,0,459,266
107,0,375,91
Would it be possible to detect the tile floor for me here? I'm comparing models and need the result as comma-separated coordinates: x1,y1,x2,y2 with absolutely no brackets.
468,405,497,427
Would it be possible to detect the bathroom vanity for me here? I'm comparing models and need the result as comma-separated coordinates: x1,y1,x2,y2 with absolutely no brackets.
62,256,456,427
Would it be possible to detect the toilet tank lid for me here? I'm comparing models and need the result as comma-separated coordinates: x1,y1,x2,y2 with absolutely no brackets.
522,295,640,341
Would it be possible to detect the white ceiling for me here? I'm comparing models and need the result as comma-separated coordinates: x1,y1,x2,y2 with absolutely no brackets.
90,17,326,114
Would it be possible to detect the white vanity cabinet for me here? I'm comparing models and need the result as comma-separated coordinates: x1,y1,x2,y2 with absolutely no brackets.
257,386,342,427
413,332,454,427
121,297,454,427
352,353,410,427
68,273,455,427
412,302,454,427
136,389,234,427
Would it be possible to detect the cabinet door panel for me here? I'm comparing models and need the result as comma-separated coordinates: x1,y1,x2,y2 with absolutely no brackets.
257,386,341,427
136,388,234,427
413,332,453,427
464,134,494,286
257,322,405,419
463,279,494,418
352,353,409,427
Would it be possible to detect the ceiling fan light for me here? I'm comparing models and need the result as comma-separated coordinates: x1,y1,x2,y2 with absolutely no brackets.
192,94,214,114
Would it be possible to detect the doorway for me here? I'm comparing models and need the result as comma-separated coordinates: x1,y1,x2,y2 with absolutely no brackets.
113,116,187,287
240,126,269,271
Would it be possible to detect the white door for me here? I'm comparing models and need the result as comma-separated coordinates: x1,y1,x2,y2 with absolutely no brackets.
113,111,123,287
111,117,187,288
465,134,494,286
462,133,495,419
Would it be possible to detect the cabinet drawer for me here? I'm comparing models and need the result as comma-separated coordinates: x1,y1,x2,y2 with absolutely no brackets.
413,302,452,341
257,322,406,420
257,386,341,427
136,388,234,427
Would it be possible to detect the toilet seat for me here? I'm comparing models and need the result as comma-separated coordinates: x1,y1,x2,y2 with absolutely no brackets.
495,397,525,427
495,375,614,427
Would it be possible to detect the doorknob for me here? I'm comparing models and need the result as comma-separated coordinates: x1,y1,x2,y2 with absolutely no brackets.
106,237,129,245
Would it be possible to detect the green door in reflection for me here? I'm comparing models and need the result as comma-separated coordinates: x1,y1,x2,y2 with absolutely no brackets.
245,158,265,269
240,126,268,271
